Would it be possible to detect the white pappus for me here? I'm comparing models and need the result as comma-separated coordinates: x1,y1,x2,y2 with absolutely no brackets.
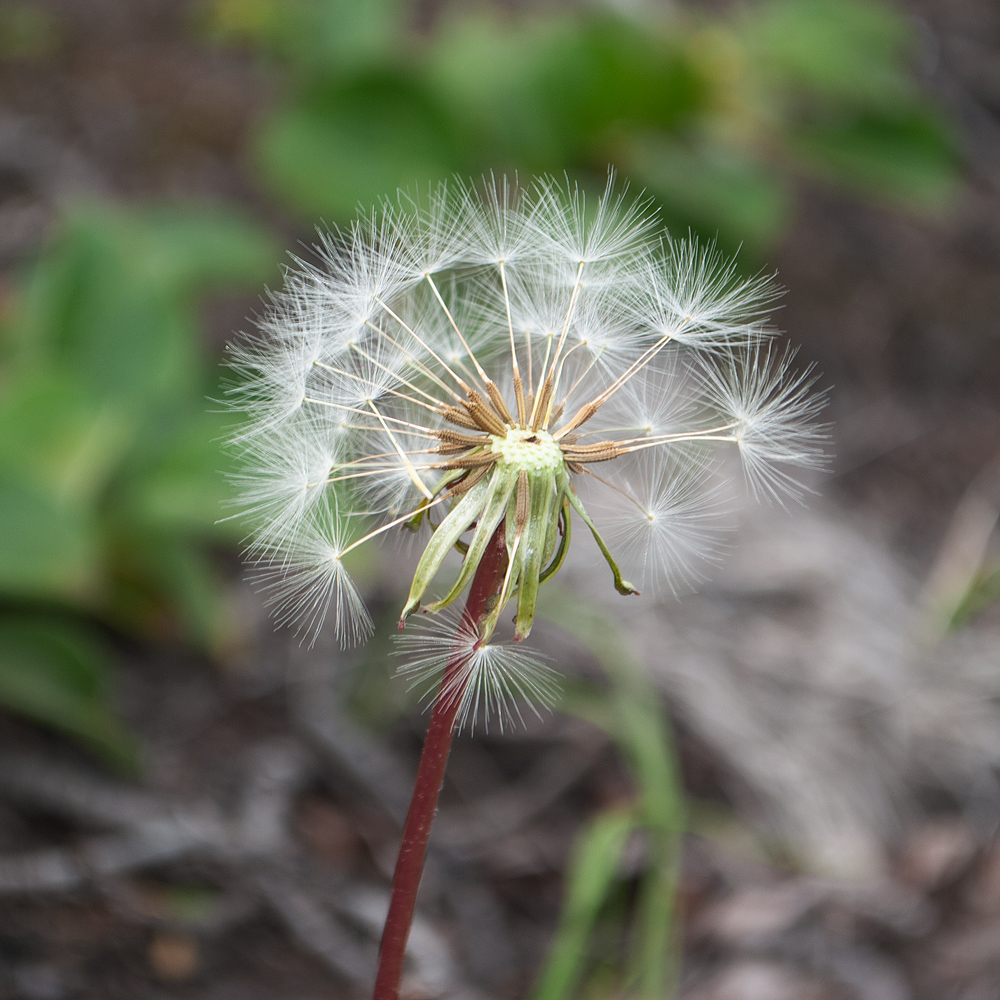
225,174,827,728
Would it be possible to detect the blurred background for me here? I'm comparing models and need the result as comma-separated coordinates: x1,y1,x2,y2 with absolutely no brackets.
0,0,999,997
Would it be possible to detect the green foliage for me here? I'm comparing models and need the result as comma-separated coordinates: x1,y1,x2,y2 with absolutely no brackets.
0,2,61,61
208,0,402,74
535,589,685,1000
207,0,960,252
947,561,1000,631
627,135,789,247
531,807,638,1000
424,14,704,171
257,73,461,221
739,0,913,105
0,202,276,763
790,105,957,206
0,616,138,769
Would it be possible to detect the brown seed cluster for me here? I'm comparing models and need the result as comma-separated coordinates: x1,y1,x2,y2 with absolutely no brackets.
431,379,621,489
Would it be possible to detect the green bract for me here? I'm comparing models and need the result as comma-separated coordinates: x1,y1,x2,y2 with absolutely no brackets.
402,422,636,643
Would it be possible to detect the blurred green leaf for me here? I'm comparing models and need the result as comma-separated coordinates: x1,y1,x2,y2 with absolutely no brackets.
791,106,959,207
539,589,685,999
629,134,789,251
207,0,402,75
118,409,242,540
0,2,61,60
425,14,581,168
163,883,225,924
129,206,278,295
614,663,683,999
15,204,275,408
18,208,199,408
0,198,277,757
0,617,138,769
107,536,230,651
946,561,1000,631
740,0,913,107
530,807,637,1000
0,478,97,601
539,591,684,829
238,0,961,245
255,73,461,218
627,830,678,998
0,371,133,505
256,9,707,219
428,12,704,170
156,545,229,651
0,200,276,648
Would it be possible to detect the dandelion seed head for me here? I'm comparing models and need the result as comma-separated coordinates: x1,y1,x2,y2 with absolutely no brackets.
227,173,826,719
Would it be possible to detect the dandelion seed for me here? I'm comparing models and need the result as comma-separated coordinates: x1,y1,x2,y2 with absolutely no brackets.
250,497,374,647
395,611,559,734
582,449,727,595
695,343,828,504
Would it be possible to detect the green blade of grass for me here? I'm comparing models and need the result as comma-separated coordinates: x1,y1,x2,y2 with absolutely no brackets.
530,806,637,1000
538,587,686,998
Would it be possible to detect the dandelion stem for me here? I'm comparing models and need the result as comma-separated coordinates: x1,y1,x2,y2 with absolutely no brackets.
373,522,509,1000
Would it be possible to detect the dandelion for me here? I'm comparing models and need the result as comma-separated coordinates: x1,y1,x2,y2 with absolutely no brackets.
225,174,826,999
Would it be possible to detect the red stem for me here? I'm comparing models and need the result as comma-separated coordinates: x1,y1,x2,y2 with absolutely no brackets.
373,523,508,1000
